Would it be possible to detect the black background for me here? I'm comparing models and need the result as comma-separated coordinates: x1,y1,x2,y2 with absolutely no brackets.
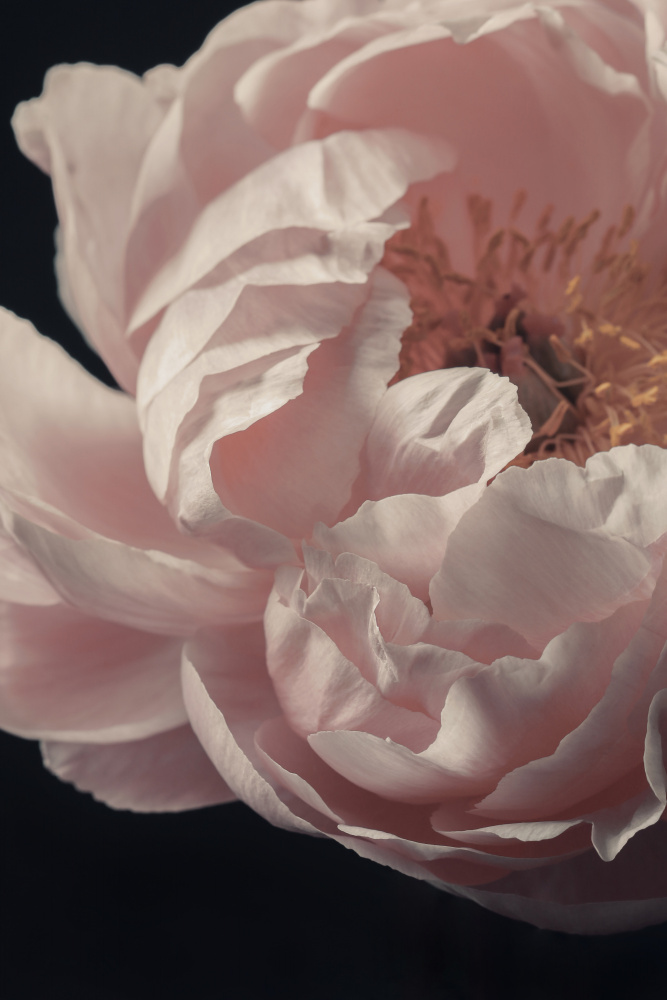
2,3,667,997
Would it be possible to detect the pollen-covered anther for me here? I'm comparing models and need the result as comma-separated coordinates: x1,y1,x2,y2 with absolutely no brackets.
382,193,667,466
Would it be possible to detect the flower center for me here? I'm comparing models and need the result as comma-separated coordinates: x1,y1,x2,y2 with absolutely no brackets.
383,194,667,467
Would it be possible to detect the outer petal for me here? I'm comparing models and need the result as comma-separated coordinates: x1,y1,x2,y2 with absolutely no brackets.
0,600,185,743
12,65,168,389
43,724,235,812
2,507,269,636
181,623,319,835
0,528,60,606
453,821,667,934
0,308,192,553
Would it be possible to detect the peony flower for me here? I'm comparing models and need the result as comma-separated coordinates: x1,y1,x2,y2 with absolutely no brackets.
7,0,667,934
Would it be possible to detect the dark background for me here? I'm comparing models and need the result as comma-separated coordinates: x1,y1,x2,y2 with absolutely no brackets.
2,3,667,997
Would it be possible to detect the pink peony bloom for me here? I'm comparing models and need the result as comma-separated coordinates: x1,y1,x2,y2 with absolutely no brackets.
7,0,667,934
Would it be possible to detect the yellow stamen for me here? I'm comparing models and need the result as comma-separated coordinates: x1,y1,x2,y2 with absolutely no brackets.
382,194,667,466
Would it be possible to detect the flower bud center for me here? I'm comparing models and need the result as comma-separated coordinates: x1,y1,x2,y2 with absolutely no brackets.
383,194,667,467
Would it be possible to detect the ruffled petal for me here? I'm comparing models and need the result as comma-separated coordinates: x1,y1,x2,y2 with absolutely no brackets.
235,1,398,148
308,728,489,803
129,126,454,331
42,724,235,811
475,561,667,820
455,821,667,934
430,446,667,648
181,624,319,834
361,367,531,501
12,65,168,389
313,487,483,602
210,268,410,538
265,566,436,745
305,1,652,258
2,506,269,635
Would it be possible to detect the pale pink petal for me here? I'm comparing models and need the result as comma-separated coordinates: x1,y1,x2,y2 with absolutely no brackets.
12,66,168,389
456,821,667,934
303,546,430,645
332,828,509,889
254,716,563,884
475,566,667,819
265,570,436,746
43,724,235,812
137,218,400,413
336,820,583,872
305,5,651,257
423,602,648,798
140,278,369,506
181,624,319,834
0,529,60,606
361,367,531,501
430,447,667,648
308,728,490,803
581,687,667,863
210,269,410,538
123,32,276,320
298,547,482,720
254,715,519,889
380,640,492,721
129,127,454,331
0,600,185,742
313,486,484,602
235,6,397,148
3,507,269,635
254,714,416,831
140,269,409,547
0,308,197,553
422,618,539,663
431,807,587,856
126,0,396,321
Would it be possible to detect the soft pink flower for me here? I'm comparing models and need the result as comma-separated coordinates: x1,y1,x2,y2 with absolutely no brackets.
7,0,667,935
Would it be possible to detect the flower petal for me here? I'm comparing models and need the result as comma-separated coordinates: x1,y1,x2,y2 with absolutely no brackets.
181,624,319,834
12,65,168,389
265,566,435,746
42,724,235,812
475,563,667,820
209,268,410,538
306,3,651,251
0,600,185,742
430,447,667,648
313,486,483,602
362,367,531,501
455,821,667,934
129,126,454,331
3,507,268,635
